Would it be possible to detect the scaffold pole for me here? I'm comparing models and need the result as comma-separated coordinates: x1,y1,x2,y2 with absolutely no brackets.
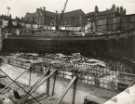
56,76,77,104
52,70,57,96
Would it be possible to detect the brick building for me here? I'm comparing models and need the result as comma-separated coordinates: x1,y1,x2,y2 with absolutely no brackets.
86,9,121,23
24,7,56,26
86,9,122,33
24,8,86,29
61,9,86,27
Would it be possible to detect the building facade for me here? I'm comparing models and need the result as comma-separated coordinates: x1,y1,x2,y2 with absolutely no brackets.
24,7,56,26
24,8,86,30
61,9,86,27
86,9,123,33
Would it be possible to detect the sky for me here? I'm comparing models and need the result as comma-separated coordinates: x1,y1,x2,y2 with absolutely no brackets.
0,0,135,18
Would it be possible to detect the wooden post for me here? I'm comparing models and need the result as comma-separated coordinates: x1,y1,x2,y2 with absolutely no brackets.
52,71,57,96
30,69,57,93
72,76,77,104
29,67,32,87
0,28,2,51
56,76,77,104
46,69,50,96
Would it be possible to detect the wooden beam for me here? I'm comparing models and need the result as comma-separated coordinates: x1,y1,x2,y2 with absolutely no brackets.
0,28,2,51
72,77,77,104
46,70,50,96
29,68,32,86
0,70,27,93
31,69,57,93
0,69,42,104
28,69,51,91
0,75,7,78
56,76,77,104
52,71,57,96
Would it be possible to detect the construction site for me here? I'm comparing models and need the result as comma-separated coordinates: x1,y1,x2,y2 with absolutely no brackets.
0,0,135,104
0,52,134,104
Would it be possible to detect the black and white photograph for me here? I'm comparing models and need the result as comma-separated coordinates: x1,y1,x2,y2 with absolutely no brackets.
0,0,135,104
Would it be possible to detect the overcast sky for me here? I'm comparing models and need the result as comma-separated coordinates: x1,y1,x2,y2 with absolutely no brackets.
0,0,135,17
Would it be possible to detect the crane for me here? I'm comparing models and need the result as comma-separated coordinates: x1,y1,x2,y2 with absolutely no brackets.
56,0,69,30
62,0,68,14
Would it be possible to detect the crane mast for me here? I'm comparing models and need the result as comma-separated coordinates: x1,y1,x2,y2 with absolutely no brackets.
62,0,68,13
56,0,69,31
